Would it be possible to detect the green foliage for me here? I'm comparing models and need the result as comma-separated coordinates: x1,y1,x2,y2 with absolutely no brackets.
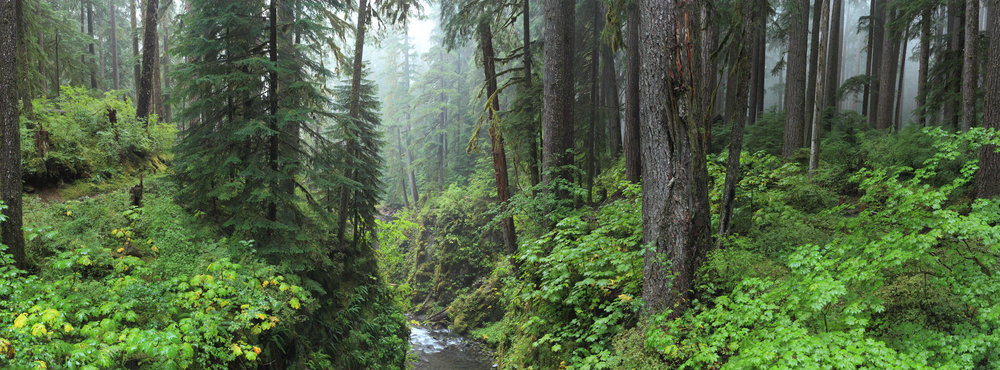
2,194,309,369
645,128,1000,369
742,108,785,156
22,87,174,185
488,185,644,369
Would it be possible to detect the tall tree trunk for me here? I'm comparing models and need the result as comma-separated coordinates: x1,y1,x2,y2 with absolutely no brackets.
809,0,829,177
542,0,575,196
396,127,411,208
402,27,419,206
868,0,886,127
623,2,641,182
640,0,711,317
748,30,762,125
725,49,739,127
587,0,599,203
823,0,842,113
37,3,45,95
523,0,540,189
131,0,138,90
894,30,907,130
782,0,810,157
136,0,157,119
1,0,25,270
962,0,979,132
916,5,930,126
875,7,898,131
719,0,758,242
754,19,765,121
339,0,368,241
163,29,170,122
55,28,59,96
267,0,279,225
480,22,517,255
602,4,622,157
943,1,962,129
804,0,823,144
111,0,119,90
701,1,717,138
862,0,875,117
975,1,999,199
88,0,96,89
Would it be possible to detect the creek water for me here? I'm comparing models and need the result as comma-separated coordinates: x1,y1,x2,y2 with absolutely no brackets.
409,325,493,369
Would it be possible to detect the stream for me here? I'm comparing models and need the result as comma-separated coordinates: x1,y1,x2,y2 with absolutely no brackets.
409,325,494,369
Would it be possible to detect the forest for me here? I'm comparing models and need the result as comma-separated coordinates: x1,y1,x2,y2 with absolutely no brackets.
0,0,998,366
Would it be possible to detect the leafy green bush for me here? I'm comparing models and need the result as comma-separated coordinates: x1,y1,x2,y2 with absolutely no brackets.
487,184,644,369
22,86,174,185
645,128,1000,369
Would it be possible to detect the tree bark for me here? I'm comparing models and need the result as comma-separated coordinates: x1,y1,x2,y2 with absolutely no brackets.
809,0,829,177
88,0,97,89
962,0,979,132
623,2,641,182
339,0,367,241
975,0,999,199
131,0,138,90
480,22,517,255
894,29,907,130
111,0,119,90
524,0,540,189
755,19,765,121
1,0,25,270
782,0,809,157
823,0,842,113
37,2,45,95
602,5,622,158
804,0,823,144
640,0,711,316
719,0,757,241
163,29,170,122
943,1,962,129
542,0,575,196
916,5,931,126
875,7,898,131
867,0,885,126
135,0,158,119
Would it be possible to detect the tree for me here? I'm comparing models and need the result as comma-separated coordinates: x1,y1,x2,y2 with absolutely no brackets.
875,5,898,131
782,0,809,157
542,0,575,196
809,0,829,175
1,0,25,270
640,0,712,315
623,1,640,182
975,0,999,199
804,0,822,143
135,0,157,119
110,0,119,90
718,0,761,241
916,4,931,126
822,0,842,113
961,0,978,132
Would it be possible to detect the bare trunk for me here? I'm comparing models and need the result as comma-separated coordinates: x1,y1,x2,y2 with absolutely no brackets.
111,0,119,90
640,0,711,317
623,2,641,182
875,6,898,131
823,0,842,113
975,3,999,199
804,0,822,144
1,0,25,269
809,0,829,177
782,0,810,157
163,29,170,122
37,3,45,95
962,0,979,132
894,30,907,130
135,0,158,120
916,6,930,126
131,0,138,90
542,0,575,197
719,0,758,241
868,0,885,127
88,0,97,89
